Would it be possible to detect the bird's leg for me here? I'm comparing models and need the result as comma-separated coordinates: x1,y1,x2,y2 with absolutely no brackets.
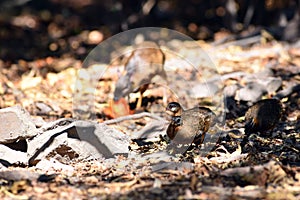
136,91,143,109
162,87,168,107
136,84,149,109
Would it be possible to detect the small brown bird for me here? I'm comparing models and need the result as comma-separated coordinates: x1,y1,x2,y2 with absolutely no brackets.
244,98,283,135
113,41,167,108
166,102,216,145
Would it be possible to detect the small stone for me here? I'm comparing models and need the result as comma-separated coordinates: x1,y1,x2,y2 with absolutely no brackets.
236,82,267,102
36,158,74,176
28,132,78,165
0,169,39,181
75,120,131,155
151,161,194,172
263,77,282,93
0,162,6,170
0,105,37,144
0,144,28,165
35,102,53,114
190,81,220,98
253,68,274,78
242,72,282,94
224,84,240,97
28,119,131,165
133,120,168,139
31,116,46,128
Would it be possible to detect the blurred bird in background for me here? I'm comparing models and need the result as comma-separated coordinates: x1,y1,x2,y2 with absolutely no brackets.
244,98,282,135
113,41,167,109
241,98,283,152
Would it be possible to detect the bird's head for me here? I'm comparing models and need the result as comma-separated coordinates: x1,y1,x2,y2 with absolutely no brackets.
166,102,182,116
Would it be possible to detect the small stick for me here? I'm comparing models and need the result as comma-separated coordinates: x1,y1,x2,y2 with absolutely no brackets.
103,112,165,125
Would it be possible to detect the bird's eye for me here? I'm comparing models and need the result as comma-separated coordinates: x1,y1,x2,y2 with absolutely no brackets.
166,102,181,114
172,116,182,125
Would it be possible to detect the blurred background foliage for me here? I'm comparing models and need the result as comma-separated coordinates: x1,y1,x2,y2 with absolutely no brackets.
0,0,299,62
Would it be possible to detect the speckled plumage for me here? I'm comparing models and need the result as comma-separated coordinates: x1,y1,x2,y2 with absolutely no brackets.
166,102,216,144
244,98,282,135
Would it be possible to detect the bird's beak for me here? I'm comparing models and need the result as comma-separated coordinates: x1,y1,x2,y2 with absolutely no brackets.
166,109,174,116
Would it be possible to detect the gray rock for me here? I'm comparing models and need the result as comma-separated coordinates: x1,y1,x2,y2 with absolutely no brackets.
133,120,168,139
31,116,46,128
125,151,179,172
0,169,39,181
0,144,28,165
242,68,282,95
28,132,79,165
275,83,300,99
0,105,37,144
28,119,130,165
253,68,274,78
261,77,282,93
38,118,75,132
151,161,194,172
35,102,53,114
224,84,240,97
190,81,220,98
0,162,6,170
36,158,74,176
75,120,130,155
236,82,267,102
